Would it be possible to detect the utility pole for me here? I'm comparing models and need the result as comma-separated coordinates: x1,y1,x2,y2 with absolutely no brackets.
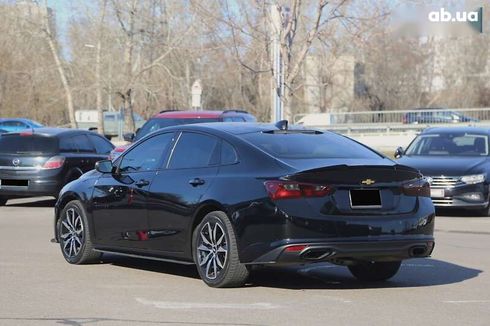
270,4,282,122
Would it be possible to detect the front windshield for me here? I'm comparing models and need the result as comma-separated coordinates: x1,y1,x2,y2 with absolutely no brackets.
405,133,489,156
30,120,44,127
135,118,221,140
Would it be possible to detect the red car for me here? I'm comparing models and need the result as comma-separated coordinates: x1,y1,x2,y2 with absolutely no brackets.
110,109,256,160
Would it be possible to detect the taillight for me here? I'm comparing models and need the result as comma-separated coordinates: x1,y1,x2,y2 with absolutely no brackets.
264,180,332,200
42,156,65,169
403,179,430,197
114,146,126,153
284,245,308,252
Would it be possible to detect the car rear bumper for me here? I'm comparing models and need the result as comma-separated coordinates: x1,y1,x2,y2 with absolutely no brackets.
0,171,62,197
248,238,435,265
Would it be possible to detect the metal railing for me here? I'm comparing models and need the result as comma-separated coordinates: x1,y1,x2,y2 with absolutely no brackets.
293,108,490,134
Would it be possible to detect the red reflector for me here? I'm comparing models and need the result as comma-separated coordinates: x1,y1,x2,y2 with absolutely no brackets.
264,180,332,200
20,131,33,136
285,245,308,252
42,156,65,169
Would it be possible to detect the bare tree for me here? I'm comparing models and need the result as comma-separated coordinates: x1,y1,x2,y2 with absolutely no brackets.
41,0,77,128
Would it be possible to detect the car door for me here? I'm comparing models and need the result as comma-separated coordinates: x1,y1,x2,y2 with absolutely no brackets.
91,132,175,249
146,131,220,253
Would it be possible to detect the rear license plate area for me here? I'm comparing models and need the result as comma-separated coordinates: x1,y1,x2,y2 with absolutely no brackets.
0,179,29,187
349,189,381,209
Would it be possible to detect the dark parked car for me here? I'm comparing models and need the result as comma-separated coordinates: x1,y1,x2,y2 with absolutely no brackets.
0,128,114,206
403,109,478,124
396,127,490,215
0,118,44,132
54,122,435,287
110,109,256,159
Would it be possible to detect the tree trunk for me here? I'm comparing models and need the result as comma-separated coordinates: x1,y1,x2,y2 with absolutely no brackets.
43,2,76,128
123,2,136,133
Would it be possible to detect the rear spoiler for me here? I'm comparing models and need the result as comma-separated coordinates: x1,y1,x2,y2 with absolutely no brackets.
285,164,422,185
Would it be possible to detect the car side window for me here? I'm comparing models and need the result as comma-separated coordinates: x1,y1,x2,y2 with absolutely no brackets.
59,136,77,153
72,135,95,153
88,134,114,155
223,116,245,122
221,140,238,165
3,121,25,128
119,133,174,173
167,132,219,169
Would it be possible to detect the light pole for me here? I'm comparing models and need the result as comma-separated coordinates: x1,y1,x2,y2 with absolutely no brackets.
84,43,104,135
270,4,282,122
270,5,290,122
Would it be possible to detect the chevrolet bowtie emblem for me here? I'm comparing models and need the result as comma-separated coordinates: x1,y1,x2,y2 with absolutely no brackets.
361,179,376,185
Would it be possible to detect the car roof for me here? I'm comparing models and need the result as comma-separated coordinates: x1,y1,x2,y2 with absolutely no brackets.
152,122,313,135
152,110,250,119
0,118,37,123
1,128,89,137
409,107,446,111
422,126,490,135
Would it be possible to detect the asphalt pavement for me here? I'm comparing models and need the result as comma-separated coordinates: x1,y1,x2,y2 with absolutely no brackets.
1,197,489,326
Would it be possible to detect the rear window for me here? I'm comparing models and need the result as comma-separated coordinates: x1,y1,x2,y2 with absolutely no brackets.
135,118,220,141
241,132,381,159
0,135,58,154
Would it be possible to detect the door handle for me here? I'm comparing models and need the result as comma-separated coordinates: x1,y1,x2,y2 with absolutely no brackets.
189,178,205,187
135,179,150,188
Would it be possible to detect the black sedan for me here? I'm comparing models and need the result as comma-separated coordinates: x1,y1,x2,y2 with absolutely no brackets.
54,122,435,287
0,128,114,206
396,127,490,215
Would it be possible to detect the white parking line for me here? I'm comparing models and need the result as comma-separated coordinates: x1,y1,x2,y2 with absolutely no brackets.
401,264,434,268
136,298,281,310
443,300,490,304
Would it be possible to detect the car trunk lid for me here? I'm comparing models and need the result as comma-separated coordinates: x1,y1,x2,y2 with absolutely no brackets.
283,163,423,216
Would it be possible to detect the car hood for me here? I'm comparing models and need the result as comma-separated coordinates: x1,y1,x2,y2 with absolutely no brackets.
397,156,488,176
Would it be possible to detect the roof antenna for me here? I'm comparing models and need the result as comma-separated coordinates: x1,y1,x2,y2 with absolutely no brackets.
275,120,288,131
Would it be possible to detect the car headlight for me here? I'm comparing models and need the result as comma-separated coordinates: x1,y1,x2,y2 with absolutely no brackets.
460,174,485,184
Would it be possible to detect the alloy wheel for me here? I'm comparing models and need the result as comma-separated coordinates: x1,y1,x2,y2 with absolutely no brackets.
196,221,228,280
60,208,84,258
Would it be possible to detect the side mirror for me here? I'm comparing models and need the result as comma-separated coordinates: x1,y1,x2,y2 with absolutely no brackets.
394,147,404,159
123,132,135,142
95,160,114,174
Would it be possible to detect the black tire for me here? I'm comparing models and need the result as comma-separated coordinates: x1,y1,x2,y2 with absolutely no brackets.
58,200,101,264
348,261,401,282
0,196,8,206
192,211,249,288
